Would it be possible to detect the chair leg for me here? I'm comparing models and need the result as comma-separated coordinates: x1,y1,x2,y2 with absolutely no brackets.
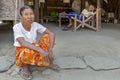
82,16,85,28
84,23,97,30
73,19,77,31
82,22,84,28
76,24,82,29
72,15,78,31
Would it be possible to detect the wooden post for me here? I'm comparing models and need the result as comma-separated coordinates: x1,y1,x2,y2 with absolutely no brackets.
40,2,44,24
96,0,101,31
81,0,85,10
18,0,24,20
14,0,18,24
34,0,39,22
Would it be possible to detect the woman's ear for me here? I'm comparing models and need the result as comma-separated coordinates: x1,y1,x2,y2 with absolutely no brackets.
20,15,22,19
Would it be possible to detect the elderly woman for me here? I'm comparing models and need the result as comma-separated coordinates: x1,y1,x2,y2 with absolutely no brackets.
13,5,60,80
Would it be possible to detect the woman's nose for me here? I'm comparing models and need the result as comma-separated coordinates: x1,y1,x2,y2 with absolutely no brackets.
27,15,32,18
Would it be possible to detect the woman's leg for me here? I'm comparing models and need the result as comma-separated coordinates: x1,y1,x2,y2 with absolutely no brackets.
67,12,75,27
15,34,60,73
39,34,60,70
67,19,73,27
15,47,33,79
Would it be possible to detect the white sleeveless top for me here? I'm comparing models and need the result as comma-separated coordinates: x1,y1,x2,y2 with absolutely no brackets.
13,22,46,46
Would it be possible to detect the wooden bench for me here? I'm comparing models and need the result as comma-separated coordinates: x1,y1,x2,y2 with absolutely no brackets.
0,18,20,25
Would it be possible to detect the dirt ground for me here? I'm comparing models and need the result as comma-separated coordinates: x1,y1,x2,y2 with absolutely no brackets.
0,23,120,80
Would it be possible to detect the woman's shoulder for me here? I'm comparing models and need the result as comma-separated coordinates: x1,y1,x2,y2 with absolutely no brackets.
82,9,87,11
82,9,88,13
32,22,41,26
32,22,40,24
32,22,44,27
82,9,88,12
13,22,22,29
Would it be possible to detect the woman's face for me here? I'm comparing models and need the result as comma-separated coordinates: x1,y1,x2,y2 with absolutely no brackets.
88,5,94,12
21,8,35,24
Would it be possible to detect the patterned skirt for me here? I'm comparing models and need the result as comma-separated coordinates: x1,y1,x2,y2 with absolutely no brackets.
15,34,52,67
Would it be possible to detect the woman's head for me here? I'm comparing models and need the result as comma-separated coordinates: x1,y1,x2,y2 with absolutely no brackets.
88,5,95,12
20,5,35,24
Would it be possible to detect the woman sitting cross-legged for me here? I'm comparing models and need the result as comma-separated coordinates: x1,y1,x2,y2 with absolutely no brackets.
13,5,60,80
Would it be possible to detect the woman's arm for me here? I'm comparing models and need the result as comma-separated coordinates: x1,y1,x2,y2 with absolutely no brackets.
43,29,55,61
17,37,48,57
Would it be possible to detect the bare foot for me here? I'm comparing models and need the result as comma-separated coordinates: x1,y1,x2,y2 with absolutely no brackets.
48,64,61,71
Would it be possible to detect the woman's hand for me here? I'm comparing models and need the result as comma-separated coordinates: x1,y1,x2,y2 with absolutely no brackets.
39,49,49,58
40,50,51,62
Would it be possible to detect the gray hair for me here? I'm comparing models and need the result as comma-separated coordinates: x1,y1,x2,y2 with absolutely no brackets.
20,5,33,15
